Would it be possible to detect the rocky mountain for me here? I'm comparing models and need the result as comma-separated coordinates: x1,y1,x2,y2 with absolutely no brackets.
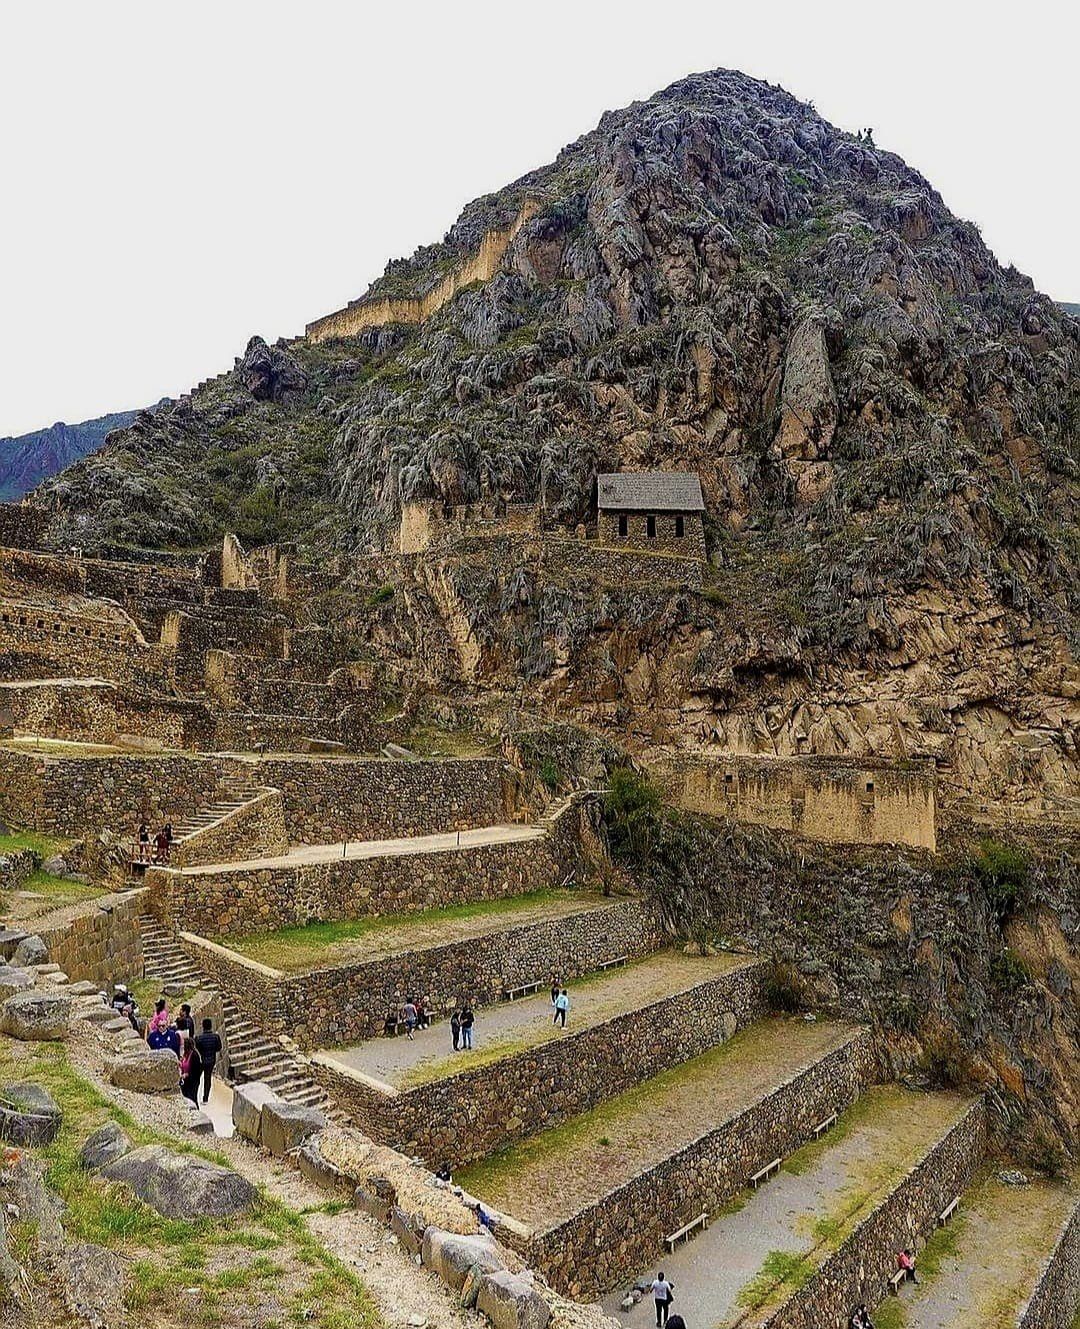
0,409,140,501
32,69,1079,810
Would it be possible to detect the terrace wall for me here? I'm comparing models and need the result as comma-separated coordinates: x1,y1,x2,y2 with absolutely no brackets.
178,896,660,1047
0,601,168,689
34,890,144,987
1018,1198,1080,1329
315,959,767,1165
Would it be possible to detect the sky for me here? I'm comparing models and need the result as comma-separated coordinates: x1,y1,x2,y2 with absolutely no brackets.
1,0,1076,437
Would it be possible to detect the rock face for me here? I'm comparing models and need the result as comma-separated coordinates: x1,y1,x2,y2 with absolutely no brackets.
107,1046,179,1093
236,335,308,404
0,989,72,1040
0,1082,62,1145
79,1122,132,1171
102,1145,258,1219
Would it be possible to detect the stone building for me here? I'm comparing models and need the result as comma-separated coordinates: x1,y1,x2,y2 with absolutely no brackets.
596,471,706,557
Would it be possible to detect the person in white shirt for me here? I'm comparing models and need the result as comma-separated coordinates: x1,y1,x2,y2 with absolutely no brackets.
651,1271,674,1326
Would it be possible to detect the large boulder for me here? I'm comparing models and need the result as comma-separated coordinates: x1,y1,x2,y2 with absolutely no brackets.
236,335,307,404
0,1082,62,1146
0,990,72,1041
0,928,28,961
79,1122,132,1171
231,1081,280,1144
476,1269,551,1329
107,1047,179,1094
0,967,36,999
103,1145,257,1219
421,1228,505,1292
12,935,48,968
260,1100,325,1157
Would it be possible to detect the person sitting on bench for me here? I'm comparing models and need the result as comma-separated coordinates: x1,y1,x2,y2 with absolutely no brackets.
897,1249,919,1285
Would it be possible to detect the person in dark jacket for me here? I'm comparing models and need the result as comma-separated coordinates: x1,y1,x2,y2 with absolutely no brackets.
194,1018,222,1103
175,1003,195,1039
179,1036,202,1104
460,1004,475,1050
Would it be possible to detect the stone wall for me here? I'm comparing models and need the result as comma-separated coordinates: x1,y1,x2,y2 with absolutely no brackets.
34,890,144,987
315,959,767,1165
1018,1198,1080,1329
598,510,706,559
656,753,938,852
172,788,288,868
0,748,223,838
0,601,168,689
179,896,660,1048
0,679,212,750
766,1100,987,1328
149,802,581,938
0,848,37,894
251,756,509,844
0,504,49,549
523,1028,879,1299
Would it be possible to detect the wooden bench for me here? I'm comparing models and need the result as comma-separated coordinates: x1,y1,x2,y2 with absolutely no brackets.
889,1270,909,1295
597,955,629,972
664,1211,707,1252
938,1195,960,1226
749,1158,781,1188
503,980,541,1002
813,1112,838,1138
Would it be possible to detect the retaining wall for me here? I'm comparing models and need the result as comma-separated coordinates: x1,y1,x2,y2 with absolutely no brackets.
34,890,144,987
1018,1197,1080,1329
315,959,767,1165
172,788,288,868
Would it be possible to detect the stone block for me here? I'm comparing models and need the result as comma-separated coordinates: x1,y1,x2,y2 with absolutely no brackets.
231,1080,280,1143
80,1122,132,1171
12,935,48,967
0,967,36,999
0,929,29,961
296,1135,352,1195
0,1082,62,1145
476,1269,551,1329
0,990,72,1041
389,1204,424,1256
421,1228,505,1291
103,1145,257,1218
261,1100,326,1156
353,1185,392,1224
107,1047,179,1094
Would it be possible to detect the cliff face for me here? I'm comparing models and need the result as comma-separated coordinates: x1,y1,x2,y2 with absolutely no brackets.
0,409,139,501
32,69,1079,808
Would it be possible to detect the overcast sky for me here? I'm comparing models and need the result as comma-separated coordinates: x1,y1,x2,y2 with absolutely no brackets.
1,0,1076,437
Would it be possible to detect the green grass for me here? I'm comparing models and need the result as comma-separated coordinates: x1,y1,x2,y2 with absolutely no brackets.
736,1249,816,1309
225,887,578,972
17,868,107,907
398,722,498,758
0,830,69,858
0,1042,381,1327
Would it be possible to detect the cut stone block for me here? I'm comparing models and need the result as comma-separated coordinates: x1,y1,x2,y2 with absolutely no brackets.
231,1081,280,1143
107,1048,179,1094
421,1228,505,1291
476,1269,551,1329
80,1123,132,1171
261,1100,326,1157
0,968,36,999
12,936,48,968
0,990,72,1041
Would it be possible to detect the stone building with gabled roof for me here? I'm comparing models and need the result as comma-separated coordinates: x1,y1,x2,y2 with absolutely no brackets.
596,471,706,558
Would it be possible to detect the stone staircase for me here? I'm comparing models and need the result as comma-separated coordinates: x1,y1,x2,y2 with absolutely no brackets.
171,779,264,843
138,913,337,1118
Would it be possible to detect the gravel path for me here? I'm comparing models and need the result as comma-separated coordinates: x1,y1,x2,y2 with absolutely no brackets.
329,951,755,1087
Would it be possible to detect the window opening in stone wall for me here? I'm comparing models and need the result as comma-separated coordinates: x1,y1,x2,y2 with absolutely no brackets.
618,514,628,537
646,515,656,538
675,515,684,537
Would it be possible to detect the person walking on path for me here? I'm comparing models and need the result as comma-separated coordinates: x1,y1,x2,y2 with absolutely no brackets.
553,988,570,1028
651,1272,674,1327
402,1000,418,1040
175,1003,195,1039
666,1317,686,1329
450,1009,461,1051
460,1003,475,1050
179,1036,202,1105
550,975,560,1007
194,1018,222,1104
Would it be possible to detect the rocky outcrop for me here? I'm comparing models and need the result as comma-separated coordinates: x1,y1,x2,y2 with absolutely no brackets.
107,1046,179,1093
0,990,71,1041
236,335,307,404
102,1144,258,1219
0,1082,62,1145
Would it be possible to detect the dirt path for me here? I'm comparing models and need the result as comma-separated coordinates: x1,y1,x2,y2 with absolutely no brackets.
329,951,755,1087
599,1085,971,1327
889,1171,1078,1328
458,1016,860,1228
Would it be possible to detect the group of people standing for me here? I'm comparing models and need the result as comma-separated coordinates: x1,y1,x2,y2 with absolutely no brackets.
136,821,174,864
384,976,576,1053
145,996,222,1104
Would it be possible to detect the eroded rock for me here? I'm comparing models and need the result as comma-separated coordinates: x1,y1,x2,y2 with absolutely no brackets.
0,989,72,1040
103,1145,258,1219
79,1122,132,1171
0,1082,62,1145
107,1047,179,1094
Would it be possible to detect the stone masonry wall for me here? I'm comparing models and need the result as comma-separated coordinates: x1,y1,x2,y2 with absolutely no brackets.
150,805,580,937
0,504,50,549
0,602,169,689
598,509,707,559
525,1029,879,1300
1018,1198,1080,1329
179,896,660,1047
315,959,767,1165
251,757,509,844
766,1101,987,1328
172,789,288,868
34,890,143,987
1,679,118,743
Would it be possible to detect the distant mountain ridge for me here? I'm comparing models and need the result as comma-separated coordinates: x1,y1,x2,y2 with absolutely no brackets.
1059,301,1080,317
0,409,141,501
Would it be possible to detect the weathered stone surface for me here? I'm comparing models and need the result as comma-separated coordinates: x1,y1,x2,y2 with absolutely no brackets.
12,934,48,967
421,1228,505,1291
261,1100,326,1156
61,1242,127,1327
184,1110,215,1135
107,1047,179,1094
296,1134,353,1195
0,966,36,999
0,989,72,1040
0,928,29,960
476,1269,551,1329
231,1080,280,1143
103,1145,257,1218
0,1082,62,1146
79,1122,132,1171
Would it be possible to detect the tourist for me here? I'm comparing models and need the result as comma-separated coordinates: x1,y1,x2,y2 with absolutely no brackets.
384,1005,399,1037
666,1316,686,1329
148,1016,181,1059
179,1035,202,1104
897,1249,918,1285
417,996,431,1030
402,999,418,1040
435,1162,453,1184
162,822,173,861
153,826,169,863
137,822,150,863
194,1018,222,1103
849,1305,875,1329
175,1002,195,1039
651,1271,674,1327
460,1003,475,1050
550,975,560,1007
474,1201,496,1233
147,997,169,1037
450,1009,461,1051
553,987,569,1029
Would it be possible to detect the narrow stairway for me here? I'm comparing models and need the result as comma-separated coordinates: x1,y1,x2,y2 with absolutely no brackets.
137,914,339,1119
171,780,263,842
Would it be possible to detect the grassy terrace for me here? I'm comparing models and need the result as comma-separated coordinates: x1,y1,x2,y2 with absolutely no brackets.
0,1038,380,1328
457,1015,860,1228
223,887,611,972
0,828,113,917
871,1168,1079,1329
332,951,755,1089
